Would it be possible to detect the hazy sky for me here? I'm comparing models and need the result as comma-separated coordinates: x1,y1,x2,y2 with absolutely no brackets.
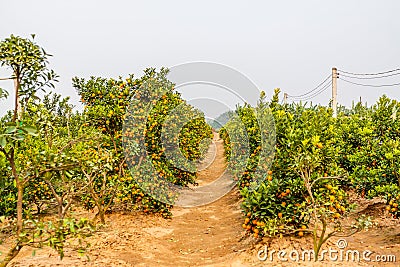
1,1,400,118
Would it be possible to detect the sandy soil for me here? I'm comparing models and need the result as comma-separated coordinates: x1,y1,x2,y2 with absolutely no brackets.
3,133,400,266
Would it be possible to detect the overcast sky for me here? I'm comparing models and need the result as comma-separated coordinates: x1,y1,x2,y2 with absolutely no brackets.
1,1,400,118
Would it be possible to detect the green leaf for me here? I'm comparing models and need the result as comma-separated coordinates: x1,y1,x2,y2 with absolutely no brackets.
12,134,25,141
5,122,16,127
70,223,75,233
21,125,38,136
0,136,5,148
0,88,8,99
5,126,17,134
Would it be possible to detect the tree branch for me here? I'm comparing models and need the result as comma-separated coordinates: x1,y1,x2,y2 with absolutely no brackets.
58,135,93,154
22,163,78,186
310,176,344,190
0,77,15,81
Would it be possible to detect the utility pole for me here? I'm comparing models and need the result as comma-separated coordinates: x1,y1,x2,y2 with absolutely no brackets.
332,67,338,118
283,93,288,104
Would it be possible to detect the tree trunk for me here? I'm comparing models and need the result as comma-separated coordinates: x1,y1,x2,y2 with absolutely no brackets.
57,197,63,219
0,244,22,267
16,184,23,235
13,75,21,122
97,205,106,224
9,151,23,235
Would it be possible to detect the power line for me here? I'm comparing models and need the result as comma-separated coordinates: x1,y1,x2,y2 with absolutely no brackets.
339,71,400,80
338,68,400,76
283,66,400,107
339,77,400,87
292,81,332,101
286,74,332,98
303,81,332,100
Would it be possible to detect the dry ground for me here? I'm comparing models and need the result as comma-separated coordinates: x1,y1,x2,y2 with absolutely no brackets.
3,133,400,266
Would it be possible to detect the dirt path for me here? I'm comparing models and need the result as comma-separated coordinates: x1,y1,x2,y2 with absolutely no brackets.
174,132,236,207
123,133,247,266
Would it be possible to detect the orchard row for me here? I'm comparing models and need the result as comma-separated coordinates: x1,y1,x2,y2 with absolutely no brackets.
220,88,400,241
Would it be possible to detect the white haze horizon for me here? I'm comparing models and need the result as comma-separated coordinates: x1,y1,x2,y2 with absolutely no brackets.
1,1,400,119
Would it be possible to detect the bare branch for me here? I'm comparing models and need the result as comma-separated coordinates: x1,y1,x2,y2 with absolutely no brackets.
0,77,15,81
